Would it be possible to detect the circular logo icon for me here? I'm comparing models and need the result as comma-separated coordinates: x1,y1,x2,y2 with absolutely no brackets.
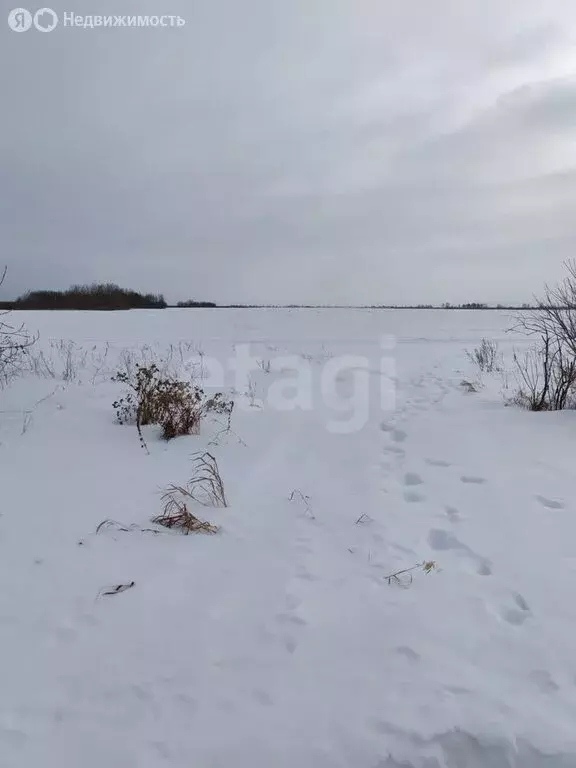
33,7,58,31
8,7,32,31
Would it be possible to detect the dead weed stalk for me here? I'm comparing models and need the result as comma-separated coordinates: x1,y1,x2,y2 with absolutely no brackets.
186,451,228,507
384,561,437,588
153,489,219,535
152,452,227,534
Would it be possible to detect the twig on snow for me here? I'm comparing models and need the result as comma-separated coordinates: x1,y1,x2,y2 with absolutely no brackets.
97,581,135,599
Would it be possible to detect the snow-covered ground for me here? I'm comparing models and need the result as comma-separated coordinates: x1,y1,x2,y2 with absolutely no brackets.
1,309,576,767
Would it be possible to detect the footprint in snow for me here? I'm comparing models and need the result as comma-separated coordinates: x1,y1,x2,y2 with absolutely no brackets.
151,741,174,760
404,490,425,503
535,495,565,510
284,593,303,611
384,445,405,458
295,569,319,582
500,593,531,626
428,529,465,552
460,475,487,485
217,698,238,714
392,429,408,444
395,646,420,664
252,689,274,707
445,506,461,523
275,613,307,628
380,422,408,444
476,561,492,576
130,685,154,703
513,593,530,612
263,608,306,654
444,685,472,697
427,528,492,576
172,693,198,713
529,670,559,693
426,458,451,468
282,636,299,654
404,472,424,487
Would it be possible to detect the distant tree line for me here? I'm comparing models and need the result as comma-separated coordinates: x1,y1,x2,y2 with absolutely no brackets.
2,283,167,310
219,303,537,310
441,302,534,310
0,284,539,312
176,300,217,308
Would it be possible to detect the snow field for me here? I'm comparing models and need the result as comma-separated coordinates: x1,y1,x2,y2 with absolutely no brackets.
1,309,576,767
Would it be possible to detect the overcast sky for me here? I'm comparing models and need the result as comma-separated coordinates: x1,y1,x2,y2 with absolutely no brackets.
2,0,576,304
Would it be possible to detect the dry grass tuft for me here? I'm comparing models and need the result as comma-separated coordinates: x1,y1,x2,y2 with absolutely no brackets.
466,338,501,373
185,451,228,507
153,452,226,534
154,489,219,535
96,519,160,535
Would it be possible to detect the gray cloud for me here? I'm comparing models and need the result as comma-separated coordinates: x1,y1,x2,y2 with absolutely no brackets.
2,0,576,303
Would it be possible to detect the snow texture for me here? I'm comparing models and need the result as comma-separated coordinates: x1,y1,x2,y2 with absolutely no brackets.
1,308,576,767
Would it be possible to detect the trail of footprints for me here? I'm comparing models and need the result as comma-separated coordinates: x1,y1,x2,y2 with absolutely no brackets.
262,521,317,662
251,401,561,704
379,417,537,628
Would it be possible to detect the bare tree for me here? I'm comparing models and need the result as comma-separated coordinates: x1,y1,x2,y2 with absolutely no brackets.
0,267,36,385
515,260,576,353
512,261,576,410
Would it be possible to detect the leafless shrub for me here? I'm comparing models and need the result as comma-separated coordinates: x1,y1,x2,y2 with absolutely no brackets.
26,340,96,382
117,349,137,381
512,348,548,411
0,267,37,386
318,344,333,362
112,363,233,446
28,350,56,378
246,377,260,408
547,343,576,410
60,341,78,382
168,341,198,367
512,331,576,411
90,342,111,384
207,408,246,448
460,379,479,393
190,347,207,379
516,260,576,355
511,262,576,411
466,338,501,373
257,359,272,373
301,345,333,364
